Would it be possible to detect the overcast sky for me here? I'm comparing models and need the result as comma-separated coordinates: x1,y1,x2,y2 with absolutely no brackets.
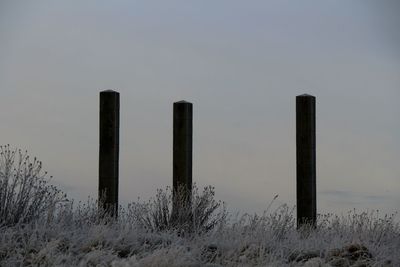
0,1,399,217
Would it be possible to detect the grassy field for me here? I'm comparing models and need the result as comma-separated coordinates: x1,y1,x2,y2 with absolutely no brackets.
0,194,399,266
1,146,399,266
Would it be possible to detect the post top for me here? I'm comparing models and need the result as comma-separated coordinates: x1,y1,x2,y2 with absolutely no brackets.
101,89,119,93
175,100,192,104
297,93,315,97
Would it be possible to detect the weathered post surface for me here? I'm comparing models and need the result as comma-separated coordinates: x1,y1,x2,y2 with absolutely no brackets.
173,101,193,210
99,90,120,217
296,94,316,229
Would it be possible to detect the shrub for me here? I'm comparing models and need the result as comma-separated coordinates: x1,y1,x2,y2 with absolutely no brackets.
127,184,227,234
0,145,67,226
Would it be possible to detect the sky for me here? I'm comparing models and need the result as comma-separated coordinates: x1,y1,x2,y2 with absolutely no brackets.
0,0,399,218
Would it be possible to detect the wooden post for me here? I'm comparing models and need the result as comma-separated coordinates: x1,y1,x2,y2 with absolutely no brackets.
296,94,316,228
99,90,120,217
173,101,193,210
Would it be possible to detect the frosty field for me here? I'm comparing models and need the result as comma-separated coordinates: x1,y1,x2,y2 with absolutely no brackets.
1,146,399,266
1,197,399,267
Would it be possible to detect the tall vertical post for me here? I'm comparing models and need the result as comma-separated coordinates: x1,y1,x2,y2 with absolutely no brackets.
296,94,316,228
99,90,120,217
173,101,193,210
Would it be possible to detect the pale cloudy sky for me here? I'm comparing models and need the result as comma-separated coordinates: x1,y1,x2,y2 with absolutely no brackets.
0,1,399,217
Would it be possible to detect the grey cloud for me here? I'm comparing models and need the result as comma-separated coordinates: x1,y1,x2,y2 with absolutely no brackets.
0,0,398,217
320,190,394,203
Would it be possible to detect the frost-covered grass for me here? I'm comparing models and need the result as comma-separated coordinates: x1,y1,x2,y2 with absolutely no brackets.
1,196,399,266
1,146,399,266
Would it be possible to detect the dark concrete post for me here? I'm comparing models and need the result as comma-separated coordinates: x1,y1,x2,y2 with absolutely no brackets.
173,101,193,209
99,90,120,217
296,94,316,228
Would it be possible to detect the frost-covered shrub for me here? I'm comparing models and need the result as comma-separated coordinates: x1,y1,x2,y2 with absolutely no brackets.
0,145,67,226
127,185,227,234
62,196,117,228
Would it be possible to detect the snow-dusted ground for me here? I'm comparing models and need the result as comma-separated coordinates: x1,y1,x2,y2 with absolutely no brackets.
1,147,398,266
0,200,398,267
